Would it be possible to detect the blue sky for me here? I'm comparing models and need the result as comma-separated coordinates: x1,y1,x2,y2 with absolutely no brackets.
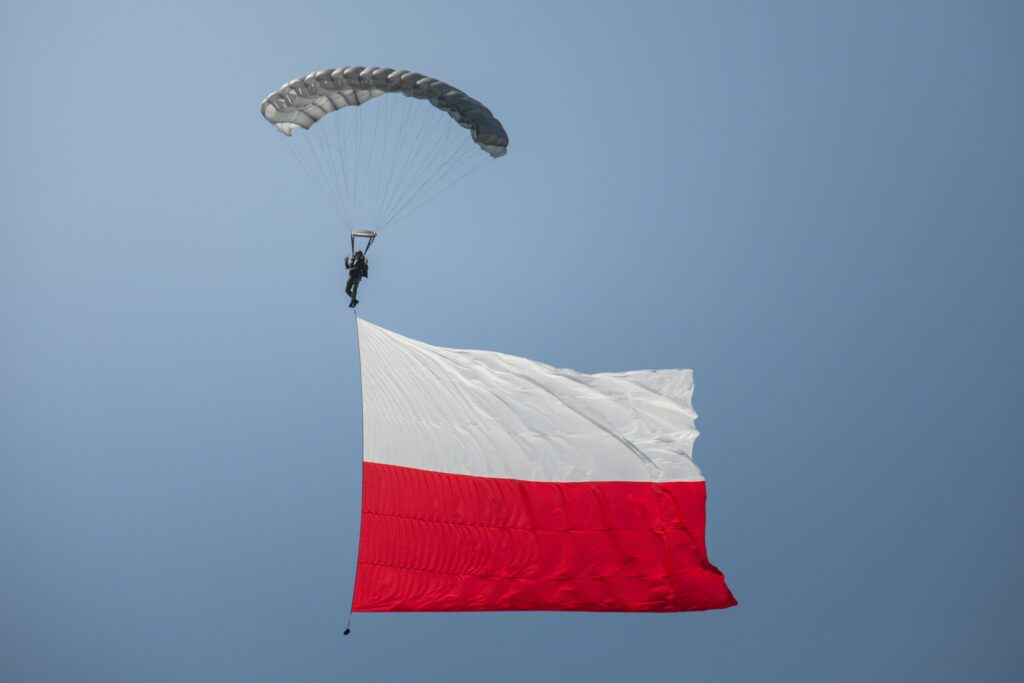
2,1,1022,681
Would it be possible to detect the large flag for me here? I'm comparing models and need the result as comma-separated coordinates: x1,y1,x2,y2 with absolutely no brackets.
353,319,735,612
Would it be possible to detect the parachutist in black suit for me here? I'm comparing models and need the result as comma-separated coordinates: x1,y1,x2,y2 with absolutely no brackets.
345,250,369,308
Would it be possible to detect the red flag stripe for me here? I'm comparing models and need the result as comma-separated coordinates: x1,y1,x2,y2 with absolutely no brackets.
354,462,736,612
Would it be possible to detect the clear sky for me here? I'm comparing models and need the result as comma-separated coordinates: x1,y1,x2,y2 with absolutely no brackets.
2,1,1022,681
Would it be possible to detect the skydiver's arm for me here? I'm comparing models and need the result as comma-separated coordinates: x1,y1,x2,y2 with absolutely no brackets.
344,256,350,268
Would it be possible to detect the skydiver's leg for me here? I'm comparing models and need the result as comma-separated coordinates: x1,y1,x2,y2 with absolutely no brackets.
348,277,360,307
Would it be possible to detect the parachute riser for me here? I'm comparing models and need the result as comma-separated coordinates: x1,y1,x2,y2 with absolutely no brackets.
350,229,377,255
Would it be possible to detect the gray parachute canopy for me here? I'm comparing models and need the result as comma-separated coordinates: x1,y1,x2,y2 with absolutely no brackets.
261,66,508,158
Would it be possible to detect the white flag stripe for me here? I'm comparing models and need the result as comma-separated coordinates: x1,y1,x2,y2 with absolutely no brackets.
358,319,704,483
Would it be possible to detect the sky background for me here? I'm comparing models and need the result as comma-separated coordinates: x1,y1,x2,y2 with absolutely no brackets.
2,1,1023,681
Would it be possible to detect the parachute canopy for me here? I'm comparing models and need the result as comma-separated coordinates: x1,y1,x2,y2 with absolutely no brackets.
261,66,508,158
261,67,508,232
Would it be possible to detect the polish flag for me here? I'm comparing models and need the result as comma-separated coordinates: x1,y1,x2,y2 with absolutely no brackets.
353,320,736,612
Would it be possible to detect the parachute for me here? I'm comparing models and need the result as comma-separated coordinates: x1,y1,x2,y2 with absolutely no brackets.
261,66,508,238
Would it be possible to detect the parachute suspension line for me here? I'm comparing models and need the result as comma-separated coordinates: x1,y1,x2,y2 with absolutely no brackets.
316,110,344,228
372,99,489,229
380,145,473,228
373,87,394,226
308,123,355,229
403,101,455,197
345,307,366,637
379,97,438,226
305,124,348,224
317,109,350,228
356,95,378,229
400,139,480,219
333,104,354,227
374,95,410,223
285,138,348,226
360,91,381,225
371,89,394,225
376,96,429,225
393,107,453,203
379,124,485,228
293,137,332,215
385,111,461,223
324,130,351,229
383,153,490,231
386,95,425,210
338,102,360,227
365,96,383,217
350,100,363,228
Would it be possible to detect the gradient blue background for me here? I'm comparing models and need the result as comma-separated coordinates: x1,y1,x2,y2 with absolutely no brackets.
2,1,1022,681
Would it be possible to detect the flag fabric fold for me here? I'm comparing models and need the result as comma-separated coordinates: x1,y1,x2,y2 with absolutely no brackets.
353,319,735,612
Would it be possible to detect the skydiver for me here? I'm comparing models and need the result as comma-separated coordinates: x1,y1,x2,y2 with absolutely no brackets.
345,250,369,308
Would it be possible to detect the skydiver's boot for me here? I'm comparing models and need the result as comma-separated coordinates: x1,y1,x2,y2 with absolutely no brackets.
349,298,358,308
